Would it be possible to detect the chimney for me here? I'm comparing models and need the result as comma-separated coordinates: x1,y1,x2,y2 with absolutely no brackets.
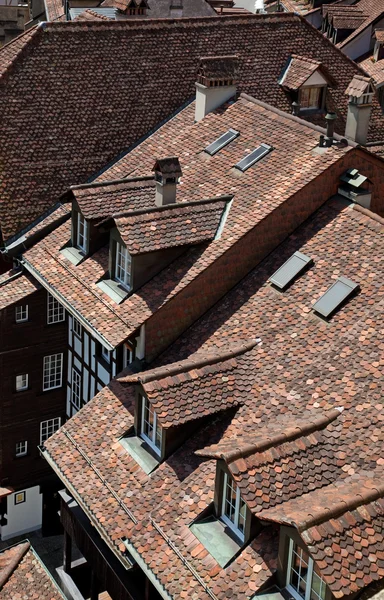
344,76,373,145
291,101,300,116
195,55,238,122
324,112,337,146
152,157,182,207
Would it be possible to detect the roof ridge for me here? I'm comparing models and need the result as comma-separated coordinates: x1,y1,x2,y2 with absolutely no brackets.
118,339,258,384
0,541,30,590
197,408,343,462
71,175,154,191
112,195,232,221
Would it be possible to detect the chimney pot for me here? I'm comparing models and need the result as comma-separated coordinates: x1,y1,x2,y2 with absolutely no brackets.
291,101,300,116
152,157,182,206
324,111,337,146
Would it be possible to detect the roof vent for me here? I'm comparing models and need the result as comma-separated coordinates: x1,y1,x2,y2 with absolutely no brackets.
195,56,238,122
152,157,182,206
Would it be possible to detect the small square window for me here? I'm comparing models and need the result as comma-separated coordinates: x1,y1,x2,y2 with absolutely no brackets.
40,417,61,444
15,441,28,457
14,491,26,505
16,374,28,392
47,293,65,324
15,305,28,323
73,318,82,338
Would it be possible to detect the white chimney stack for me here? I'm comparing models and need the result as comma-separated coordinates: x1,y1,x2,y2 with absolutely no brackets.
344,75,374,146
195,55,238,122
152,157,182,207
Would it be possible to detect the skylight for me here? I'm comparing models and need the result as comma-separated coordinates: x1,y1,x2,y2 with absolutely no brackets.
204,129,240,156
234,143,272,172
269,251,313,290
313,276,359,318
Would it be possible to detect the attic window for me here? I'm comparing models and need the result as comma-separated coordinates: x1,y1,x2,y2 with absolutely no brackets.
220,472,246,542
76,213,88,254
286,538,327,600
114,241,131,290
299,87,323,110
269,252,313,291
205,129,239,156
235,144,272,172
139,395,162,457
313,276,359,318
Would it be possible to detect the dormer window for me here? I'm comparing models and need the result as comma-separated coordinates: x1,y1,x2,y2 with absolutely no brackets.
286,538,326,600
139,395,162,456
76,212,88,254
114,241,131,290
299,86,322,110
220,472,246,542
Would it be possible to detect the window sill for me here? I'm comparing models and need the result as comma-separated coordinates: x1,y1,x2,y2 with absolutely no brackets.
190,514,243,567
119,434,159,474
60,246,86,266
96,278,130,304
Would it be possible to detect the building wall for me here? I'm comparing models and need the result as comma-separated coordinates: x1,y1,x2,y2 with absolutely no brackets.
144,147,384,361
340,25,374,61
0,288,67,491
0,5,29,46
0,486,43,540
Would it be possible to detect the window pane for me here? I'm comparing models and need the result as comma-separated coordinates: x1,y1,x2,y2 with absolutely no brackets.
71,369,81,409
290,544,309,599
115,242,131,288
238,499,247,533
40,417,61,444
47,293,65,324
311,569,326,600
43,354,63,390
224,476,238,524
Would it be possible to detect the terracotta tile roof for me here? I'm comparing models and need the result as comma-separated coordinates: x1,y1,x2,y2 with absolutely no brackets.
144,0,216,17
119,339,256,427
2,14,383,241
0,487,13,499
44,0,65,20
23,96,351,347
360,56,384,87
0,541,64,598
280,54,323,90
73,8,113,20
44,199,384,599
333,14,367,29
72,177,156,222
345,74,372,97
336,0,384,50
0,271,39,310
114,196,231,255
198,55,239,83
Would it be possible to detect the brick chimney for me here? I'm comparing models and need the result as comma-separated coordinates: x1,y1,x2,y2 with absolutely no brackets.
152,157,182,206
345,75,373,145
195,55,238,122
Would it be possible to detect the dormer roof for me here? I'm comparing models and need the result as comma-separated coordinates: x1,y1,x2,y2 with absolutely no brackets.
279,55,334,90
112,196,231,255
118,339,257,427
71,177,155,223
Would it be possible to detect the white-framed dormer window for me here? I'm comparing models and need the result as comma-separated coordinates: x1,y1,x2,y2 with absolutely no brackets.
73,317,82,338
15,305,28,323
221,472,246,542
71,368,81,409
15,441,28,457
40,417,61,444
286,538,327,600
76,212,88,254
115,242,131,289
47,293,65,324
300,87,322,110
43,353,63,391
16,374,28,392
140,395,162,456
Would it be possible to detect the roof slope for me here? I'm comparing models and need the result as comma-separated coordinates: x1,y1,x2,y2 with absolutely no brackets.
1,14,382,241
23,96,351,348
44,199,384,600
0,541,64,599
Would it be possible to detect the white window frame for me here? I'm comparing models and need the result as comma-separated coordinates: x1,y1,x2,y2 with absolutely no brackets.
76,212,88,253
286,538,327,600
14,491,26,505
123,343,134,367
16,374,28,392
43,353,63,391
71,368,82,409
40,417,61,444
15,305,28,323
15,441,28,457
114,242,131,289
47,293,65,324
73,318,82,338
140,395,162,457
220,472,246,542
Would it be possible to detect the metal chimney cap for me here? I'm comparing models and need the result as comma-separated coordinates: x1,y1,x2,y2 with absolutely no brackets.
325,112,337,121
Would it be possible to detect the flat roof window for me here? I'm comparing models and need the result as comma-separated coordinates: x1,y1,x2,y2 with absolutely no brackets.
234,143,272,172
269,251,313,290
313,276,359,318
204,129,239,156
